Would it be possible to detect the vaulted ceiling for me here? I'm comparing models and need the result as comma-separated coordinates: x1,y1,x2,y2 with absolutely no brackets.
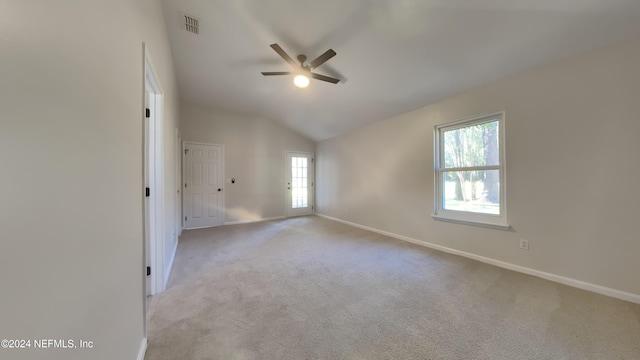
161,0,640,141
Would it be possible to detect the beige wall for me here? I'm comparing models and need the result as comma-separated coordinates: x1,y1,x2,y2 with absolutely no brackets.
0,1,179,359
316,36,640,298
181,103,315,223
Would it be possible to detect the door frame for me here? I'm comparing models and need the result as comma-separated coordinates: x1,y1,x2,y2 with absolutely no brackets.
143,48,165,302
175,128,182,238
285,151,315,217
182,141,226,229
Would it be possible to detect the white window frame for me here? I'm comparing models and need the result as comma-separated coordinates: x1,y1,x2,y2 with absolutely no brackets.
432,111,509,230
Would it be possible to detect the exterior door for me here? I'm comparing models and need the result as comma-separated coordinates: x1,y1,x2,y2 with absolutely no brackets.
183,143,224,229
286,151,314,217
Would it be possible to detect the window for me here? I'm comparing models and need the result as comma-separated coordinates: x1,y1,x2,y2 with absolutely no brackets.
291,156,309,209
433,111,508,229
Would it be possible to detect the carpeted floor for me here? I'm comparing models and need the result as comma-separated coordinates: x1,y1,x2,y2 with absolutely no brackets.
145,216,640,359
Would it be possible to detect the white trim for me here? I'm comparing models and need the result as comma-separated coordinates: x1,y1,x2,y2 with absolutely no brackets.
437,110,505,130
315,213,640,304
136,338,147,360
431,215,511,231
163,236,178,289
183,140,223,146
224,216,286,226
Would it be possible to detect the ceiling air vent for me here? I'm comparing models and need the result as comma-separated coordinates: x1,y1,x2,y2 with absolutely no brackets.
183,14,200,34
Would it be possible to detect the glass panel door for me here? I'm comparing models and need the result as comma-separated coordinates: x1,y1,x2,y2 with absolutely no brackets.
286,152,314,217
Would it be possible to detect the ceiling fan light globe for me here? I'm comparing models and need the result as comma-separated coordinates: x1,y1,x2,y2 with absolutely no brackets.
293,75,310,88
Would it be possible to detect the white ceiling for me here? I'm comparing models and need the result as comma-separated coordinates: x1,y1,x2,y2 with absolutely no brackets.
161,0,640,141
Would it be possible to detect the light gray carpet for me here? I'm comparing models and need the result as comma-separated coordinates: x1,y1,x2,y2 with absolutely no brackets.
145,216,640,359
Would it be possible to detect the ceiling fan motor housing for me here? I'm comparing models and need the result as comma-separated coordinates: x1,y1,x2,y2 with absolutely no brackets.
261,43,340,84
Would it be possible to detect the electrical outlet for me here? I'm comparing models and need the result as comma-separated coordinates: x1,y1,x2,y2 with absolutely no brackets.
520,239,529,250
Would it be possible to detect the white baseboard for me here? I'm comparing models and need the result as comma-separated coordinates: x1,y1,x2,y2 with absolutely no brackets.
163,238,179,289
224,216,286,226
137,338,147,360
315,213,640,304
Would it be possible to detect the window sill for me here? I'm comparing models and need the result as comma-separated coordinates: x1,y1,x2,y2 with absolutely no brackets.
431,215,511,231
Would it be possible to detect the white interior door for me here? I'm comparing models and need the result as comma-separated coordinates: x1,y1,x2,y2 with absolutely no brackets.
175,128,181,238
183,143,224,229
286,151,314,217
144,88,151,297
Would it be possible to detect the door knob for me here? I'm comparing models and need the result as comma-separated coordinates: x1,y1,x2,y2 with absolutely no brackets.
218,188,222,192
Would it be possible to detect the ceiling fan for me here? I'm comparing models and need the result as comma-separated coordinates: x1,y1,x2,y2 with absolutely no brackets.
261,43,340,88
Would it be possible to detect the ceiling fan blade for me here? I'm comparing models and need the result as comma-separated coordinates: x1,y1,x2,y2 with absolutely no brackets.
270,43,297,69
261,71,292,76
308,49,336,70
310,73,340,84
